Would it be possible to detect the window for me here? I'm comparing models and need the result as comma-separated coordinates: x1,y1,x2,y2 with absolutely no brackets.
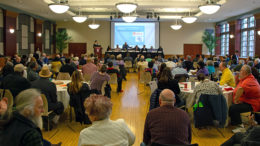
220,23,229,56
241,16,255,58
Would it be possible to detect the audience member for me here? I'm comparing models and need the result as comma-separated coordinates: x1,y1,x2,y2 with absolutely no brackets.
233,60,245,72
41,53,49,64
60,58,76,76
145,54,152,62
156,63,166,80
192,74,223,106
13,56,21,66
0,89,55,146
230,59,238,71
157,54,165,62
184,55,193,72
90,65,110,93
32,66,64,118
124,53,133,62
196,61,209,76
67,70,91,124
219,62,236,87
143,89,191,145
171,63,188,77
1,64,31,99
27,62,40,82
157,67,183,107
165,57,177,70
82,58,98,76
79,54,87,65
254,58,260,69
229,65,260,133
51,56,62,78
206,60,215,75
145,61,157,79
232,50,240,63
78,94,135,145
107,62,123,93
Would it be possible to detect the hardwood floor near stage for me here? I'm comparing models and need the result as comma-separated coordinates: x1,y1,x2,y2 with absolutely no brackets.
42,73,234,146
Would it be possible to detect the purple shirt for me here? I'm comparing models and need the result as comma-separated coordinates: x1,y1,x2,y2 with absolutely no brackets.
196,67,209,76
90,72,110,91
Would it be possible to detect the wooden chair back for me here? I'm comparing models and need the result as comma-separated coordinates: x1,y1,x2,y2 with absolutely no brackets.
108,73,117,84
125,61,132,68
101,81,107,95
149,81,158,94
41,94,49,116
83,73,92,82
0,89,13,112
56,72,71,80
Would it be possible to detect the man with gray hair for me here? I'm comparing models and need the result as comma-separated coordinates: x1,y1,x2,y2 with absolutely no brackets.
229,65,260,133
143,89,191,145
254,58,260,69
0,89,45,146
233,60,245,72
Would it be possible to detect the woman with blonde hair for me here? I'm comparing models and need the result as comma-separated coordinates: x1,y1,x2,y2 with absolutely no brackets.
67,70,91,124
78,94,135,146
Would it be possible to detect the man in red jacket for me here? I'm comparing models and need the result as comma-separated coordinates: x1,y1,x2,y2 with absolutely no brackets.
230,65,260,133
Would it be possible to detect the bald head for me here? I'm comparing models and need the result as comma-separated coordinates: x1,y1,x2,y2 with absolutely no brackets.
159,89,176,106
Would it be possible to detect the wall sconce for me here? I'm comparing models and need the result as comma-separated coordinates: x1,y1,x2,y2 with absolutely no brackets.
230,34,234,39
9,28,15,34
258,31,260,36
37,32,42,37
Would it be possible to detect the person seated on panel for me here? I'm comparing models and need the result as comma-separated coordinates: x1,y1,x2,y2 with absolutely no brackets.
229,65,260,133
142,89,191,145
90,65,110,94
134,45,140,51
107,62,123,93
67,70,91,124
78,94,135,146
219,61,236,87
157,46,163,53
141,45,147,53
115,44,121,51
150,46,154,50
196,61,209,77
122,42,129,51
60,58,76,76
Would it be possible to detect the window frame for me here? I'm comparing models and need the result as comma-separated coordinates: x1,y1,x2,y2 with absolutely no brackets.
220,23,229,56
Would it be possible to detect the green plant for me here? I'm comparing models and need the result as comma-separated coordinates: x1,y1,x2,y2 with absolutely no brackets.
56,29,71,53
202,30,218,56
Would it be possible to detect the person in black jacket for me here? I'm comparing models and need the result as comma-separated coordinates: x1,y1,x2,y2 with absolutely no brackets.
67,70,91,124
157,67,183,107
1,64,31,99
107,62,123,93
31,66,64,116
60,58,76,76
184,55,193,72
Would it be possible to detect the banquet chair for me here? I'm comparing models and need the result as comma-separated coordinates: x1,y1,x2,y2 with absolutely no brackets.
56,72,70,80
149,81,158,95
0,89,13,113
83,73,92,82
41,94,54,131
125,61,133,72
108,73,118,84
101,81,108,96
139,72,152,95
151,143,198,146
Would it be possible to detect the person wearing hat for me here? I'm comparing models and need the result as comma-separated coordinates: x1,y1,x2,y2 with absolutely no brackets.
31,66,64,121
0,64,31,99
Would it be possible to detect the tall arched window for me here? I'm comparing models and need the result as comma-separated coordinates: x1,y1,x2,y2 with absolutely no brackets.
241,16,255,57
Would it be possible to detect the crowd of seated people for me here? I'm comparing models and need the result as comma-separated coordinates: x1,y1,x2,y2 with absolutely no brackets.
0,50,260,146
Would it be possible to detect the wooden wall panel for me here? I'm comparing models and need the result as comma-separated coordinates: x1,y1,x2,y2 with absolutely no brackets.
215,25,221,56
4,10,17,56
229,21,235,56
255,13,260,57
35,19,42,52
183,44,202,59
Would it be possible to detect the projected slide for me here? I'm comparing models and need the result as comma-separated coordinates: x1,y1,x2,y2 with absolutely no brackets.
114,23,156,48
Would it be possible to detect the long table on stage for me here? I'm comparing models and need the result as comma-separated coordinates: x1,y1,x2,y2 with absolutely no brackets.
105,50,164,59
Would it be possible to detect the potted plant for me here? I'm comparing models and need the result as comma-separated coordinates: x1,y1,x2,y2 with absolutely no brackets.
202,30,218,56
56,29,71,54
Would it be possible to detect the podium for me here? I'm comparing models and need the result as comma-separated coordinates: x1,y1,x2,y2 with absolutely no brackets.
94,47,102,59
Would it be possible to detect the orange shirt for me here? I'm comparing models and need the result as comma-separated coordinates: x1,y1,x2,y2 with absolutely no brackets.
233,74,260,112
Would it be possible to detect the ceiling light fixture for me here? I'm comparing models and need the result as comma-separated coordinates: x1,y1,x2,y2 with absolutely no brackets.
199,0,221,14
37,33,42,37
122,13,138,23
72,8,87,23
182,11,197,24
170,19,182,30
48,0,70,14
88,19,100,29
116,2,138,13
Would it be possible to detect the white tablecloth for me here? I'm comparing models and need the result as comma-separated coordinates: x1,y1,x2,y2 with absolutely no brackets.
53,80,71,109
179,82,233,108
